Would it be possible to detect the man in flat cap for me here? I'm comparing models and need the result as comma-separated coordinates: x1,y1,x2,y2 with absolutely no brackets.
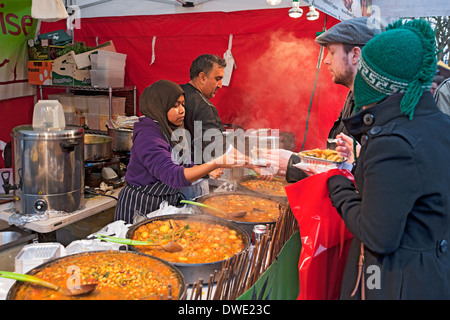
258,17,380,181
316,17,380,151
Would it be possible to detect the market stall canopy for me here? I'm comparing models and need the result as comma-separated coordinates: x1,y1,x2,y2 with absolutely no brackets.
63,0,450,19
66,0,300,18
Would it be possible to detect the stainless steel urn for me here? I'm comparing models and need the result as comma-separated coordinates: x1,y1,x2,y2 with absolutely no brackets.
11,125,85,215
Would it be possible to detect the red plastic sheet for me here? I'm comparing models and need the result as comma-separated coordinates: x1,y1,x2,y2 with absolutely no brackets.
285,169,354,300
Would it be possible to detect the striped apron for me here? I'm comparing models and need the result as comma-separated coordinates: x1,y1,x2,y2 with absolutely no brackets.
114,182,181,224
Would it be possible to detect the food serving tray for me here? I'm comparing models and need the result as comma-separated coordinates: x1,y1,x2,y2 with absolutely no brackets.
299,150,347,166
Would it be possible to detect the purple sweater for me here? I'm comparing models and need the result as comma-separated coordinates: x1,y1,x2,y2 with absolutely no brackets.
125,117,192,188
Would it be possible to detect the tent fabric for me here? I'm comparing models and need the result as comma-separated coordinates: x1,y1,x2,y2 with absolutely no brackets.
0,8,347,168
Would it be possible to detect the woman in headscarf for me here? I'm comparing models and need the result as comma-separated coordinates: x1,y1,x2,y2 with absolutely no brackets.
327,19,450,299
114,80,246,224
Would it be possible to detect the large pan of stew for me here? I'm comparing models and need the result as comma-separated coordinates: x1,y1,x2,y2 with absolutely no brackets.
7,250,186,300
237,175,290,202
193,192,286,235
126,214,250,285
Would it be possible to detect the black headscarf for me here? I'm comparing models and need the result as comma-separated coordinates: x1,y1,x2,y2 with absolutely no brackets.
139,79,185,146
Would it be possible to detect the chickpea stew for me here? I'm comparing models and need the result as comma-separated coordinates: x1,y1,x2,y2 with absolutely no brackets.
11,251,184,300
131,219,246,264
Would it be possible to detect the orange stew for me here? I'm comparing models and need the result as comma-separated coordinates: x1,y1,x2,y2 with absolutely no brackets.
240,178,288,197
13,251,182,300
132,219,246,264
201,194,281,223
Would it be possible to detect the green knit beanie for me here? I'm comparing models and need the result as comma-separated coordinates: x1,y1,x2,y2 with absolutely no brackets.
354,19,437,119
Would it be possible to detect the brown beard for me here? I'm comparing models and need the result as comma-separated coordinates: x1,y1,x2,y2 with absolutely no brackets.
333,60,354,89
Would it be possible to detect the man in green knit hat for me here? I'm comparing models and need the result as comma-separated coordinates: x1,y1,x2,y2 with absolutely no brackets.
327,19,450,300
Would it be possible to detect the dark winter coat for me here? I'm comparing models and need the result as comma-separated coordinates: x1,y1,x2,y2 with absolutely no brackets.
328,91,450,300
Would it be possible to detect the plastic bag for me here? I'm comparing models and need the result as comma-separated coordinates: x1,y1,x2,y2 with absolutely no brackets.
285,168,354,300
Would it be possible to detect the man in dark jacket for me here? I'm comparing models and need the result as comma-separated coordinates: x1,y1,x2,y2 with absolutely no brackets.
180,54,227,165
328,19,450,299
178,54,227,199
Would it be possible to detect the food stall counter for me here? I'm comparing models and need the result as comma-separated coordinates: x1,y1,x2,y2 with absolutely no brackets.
0,187,122,234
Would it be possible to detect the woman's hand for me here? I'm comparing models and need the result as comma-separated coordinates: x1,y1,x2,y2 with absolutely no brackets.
209,168,224,179
335,133,360,164
214,147,249,168
184,147,247,183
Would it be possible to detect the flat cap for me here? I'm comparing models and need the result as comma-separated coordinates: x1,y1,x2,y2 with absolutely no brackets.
315,17,380,47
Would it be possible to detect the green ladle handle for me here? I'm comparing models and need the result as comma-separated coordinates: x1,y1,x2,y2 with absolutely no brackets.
96,234,156,246
179,200,225,213
0,271,59,291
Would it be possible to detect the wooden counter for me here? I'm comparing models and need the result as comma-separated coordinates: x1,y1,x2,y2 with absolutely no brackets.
0,188,121,234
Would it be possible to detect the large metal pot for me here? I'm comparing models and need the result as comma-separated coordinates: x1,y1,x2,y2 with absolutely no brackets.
107,127,133,153
11,125,84,215
237,175,289,203
84,134,112,162
126,214,250,285
7,250,186,300
194,192,286,235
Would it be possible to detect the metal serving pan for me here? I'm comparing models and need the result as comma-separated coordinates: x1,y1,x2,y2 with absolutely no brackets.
237,175,289,203
126,214,250,285
7,250,186,300
193,192,286,235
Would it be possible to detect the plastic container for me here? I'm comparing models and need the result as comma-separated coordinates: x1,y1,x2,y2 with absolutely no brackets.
112,96,126,116
15,242,64,274
90,69,125,88
86,113,100,130
87,96,100,114
94,51,126,71
74,95,88,113
97,96,110,115
73,110,86,126
58,93,74,104
63,106,76,125
32,100,66,130
64,111,75,125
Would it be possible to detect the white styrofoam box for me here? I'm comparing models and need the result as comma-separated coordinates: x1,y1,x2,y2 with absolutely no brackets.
15,242,65,274
90,69,125,88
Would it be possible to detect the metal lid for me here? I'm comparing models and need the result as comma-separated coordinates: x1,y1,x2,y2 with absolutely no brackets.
12,125,84,140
